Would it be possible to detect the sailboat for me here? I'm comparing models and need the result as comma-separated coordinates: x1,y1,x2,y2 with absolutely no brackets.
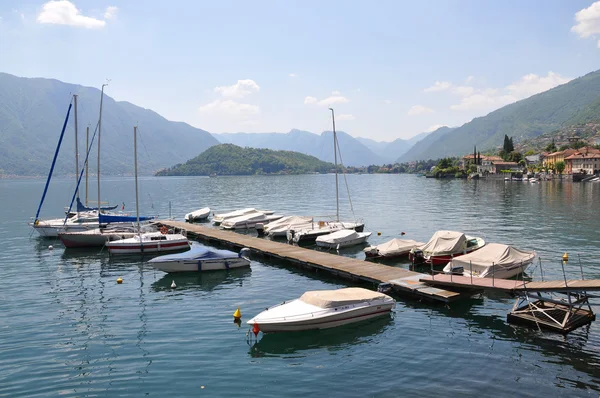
287,108,364,244
106,126,190,255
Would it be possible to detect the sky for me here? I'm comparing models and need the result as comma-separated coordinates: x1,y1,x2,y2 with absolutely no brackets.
2,1,600,142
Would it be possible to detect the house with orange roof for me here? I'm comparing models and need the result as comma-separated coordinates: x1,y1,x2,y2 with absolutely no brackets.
565,147,600,175
543,148,578,172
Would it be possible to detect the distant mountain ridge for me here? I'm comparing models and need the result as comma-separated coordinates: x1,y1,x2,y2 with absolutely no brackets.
399,69,600,162
0,72,219,176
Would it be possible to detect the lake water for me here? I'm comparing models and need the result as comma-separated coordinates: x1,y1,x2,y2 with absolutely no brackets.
1,174,600,397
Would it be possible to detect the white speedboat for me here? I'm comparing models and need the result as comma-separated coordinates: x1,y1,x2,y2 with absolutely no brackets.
148,245,251,272
315,229,372,249
443,243,536,279
258,215,314,238
364,238,425,259
185,207,211,222
220,212,283,230
212,208,273,225
247,287,395,333
105,229,190,255
287,221,365,244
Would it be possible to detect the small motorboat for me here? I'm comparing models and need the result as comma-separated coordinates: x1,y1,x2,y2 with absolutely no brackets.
247,287,395,333
287,221,364,244
212,208,274,225
364,238,425,259
257,215,314,238
442,243,536,279
106,228,190,255
409,230,485,266
315,229,372,249
148,244,251,272
220,212,283,230
185,207,211,222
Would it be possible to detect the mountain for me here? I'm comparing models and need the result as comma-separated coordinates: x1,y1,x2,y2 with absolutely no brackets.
355,137,409,164
398,70,600,162
397,127,456,162
0,72,219,176
213,129,384,166
156,144,334,176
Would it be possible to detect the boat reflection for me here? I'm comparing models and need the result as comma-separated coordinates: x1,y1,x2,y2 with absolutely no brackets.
151,267,251,292
248,315,392,358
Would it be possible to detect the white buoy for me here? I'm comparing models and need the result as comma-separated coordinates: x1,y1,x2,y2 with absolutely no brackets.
48,245,53,250
171,280,176,289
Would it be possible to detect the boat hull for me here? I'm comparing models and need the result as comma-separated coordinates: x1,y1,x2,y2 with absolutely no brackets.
249,303,394,333
58,231,138,248
316,235,370,249
150,257,250,273
29,223,97,238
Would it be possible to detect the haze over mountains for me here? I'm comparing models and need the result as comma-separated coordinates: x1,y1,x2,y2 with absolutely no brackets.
2,68,600,176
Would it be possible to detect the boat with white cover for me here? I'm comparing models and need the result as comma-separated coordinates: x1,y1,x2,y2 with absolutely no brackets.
409,230,485,266
258,215,314,238
287,221,364,244
148,244,251,273
212,208,273,225
185,207,211,222
442,243,536,279
316,229,372,249
247,287,395,333
220,212,283,230
364,238,425,259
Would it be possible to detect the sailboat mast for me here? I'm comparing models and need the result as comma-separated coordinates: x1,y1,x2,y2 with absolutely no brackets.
85,126,89,207
73,94,79,201
97,83,107,214
329,107,339,222
134,126,140,231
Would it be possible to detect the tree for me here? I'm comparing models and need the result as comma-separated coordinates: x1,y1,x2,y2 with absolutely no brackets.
555,161,566,175
545,139,557,153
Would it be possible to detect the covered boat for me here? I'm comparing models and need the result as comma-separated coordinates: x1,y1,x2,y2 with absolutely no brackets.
287,221,364,244
247,287,395,333
220,212,283,230
409,230,485,266
149,245,251,272
315,229,372,249
442,243,536,279
185,207,211,222
212,208,273,225
364,238,425,259
257,215,314,238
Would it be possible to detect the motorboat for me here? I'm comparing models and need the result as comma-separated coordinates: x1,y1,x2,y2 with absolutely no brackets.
105,229,190,255
409,230,485,266
442,243,536,279
148,244,251,273
287,221,364,244
364,238,425,259
58,222,157,248
256,215,313,238
315,229,372,249
247,287,395,333
220,211,283,230
212,208,273,225
185,207,211,222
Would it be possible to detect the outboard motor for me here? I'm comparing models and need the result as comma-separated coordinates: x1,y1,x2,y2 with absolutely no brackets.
255,223,265,237
239,248,251,260
286,229,295,243
377,282,393,295
411,249,425,265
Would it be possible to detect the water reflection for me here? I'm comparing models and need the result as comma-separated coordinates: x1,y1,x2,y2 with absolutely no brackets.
151,267,252,292
248,315,392,358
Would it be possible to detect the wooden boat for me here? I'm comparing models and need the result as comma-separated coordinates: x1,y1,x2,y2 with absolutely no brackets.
247,287,395,333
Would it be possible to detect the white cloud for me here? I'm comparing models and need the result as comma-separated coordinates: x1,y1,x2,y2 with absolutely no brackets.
408,105,434,116
465,76,475,84
289,73,297,77
450,72,571,111
304,96,317,104
426,124,447,132
506,71,571,98
424,81,452,92
37,1,107,29
572,1,600,39
317,95,349,106
452,85,475,96
198,99,260,116
104,6,118,20
331,90,341,96
214,79,260,98
384,99,392,104
337,114,355,121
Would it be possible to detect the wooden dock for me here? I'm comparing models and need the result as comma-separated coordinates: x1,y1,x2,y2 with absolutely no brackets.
161,221,462,303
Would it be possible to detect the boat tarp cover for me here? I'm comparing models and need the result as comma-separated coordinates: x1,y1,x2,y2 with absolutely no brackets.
99,214,154,223
447,243,536,273
185,207,210,219
420,230,467,255
368,239,425,256
148,245,240,263
76,198,119,212
265,215,313,231
315,229,358,244
299,287,389,309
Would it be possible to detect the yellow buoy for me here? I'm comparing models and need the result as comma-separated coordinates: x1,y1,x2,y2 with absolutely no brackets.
117,277,123,284
233,307,241,319
562,252,569,262
377,232,381,236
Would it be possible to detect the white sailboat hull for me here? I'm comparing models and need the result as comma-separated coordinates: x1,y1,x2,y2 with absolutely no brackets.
106,232,190,254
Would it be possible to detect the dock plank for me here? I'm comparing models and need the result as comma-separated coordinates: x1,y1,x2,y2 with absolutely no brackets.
160,220,462,302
